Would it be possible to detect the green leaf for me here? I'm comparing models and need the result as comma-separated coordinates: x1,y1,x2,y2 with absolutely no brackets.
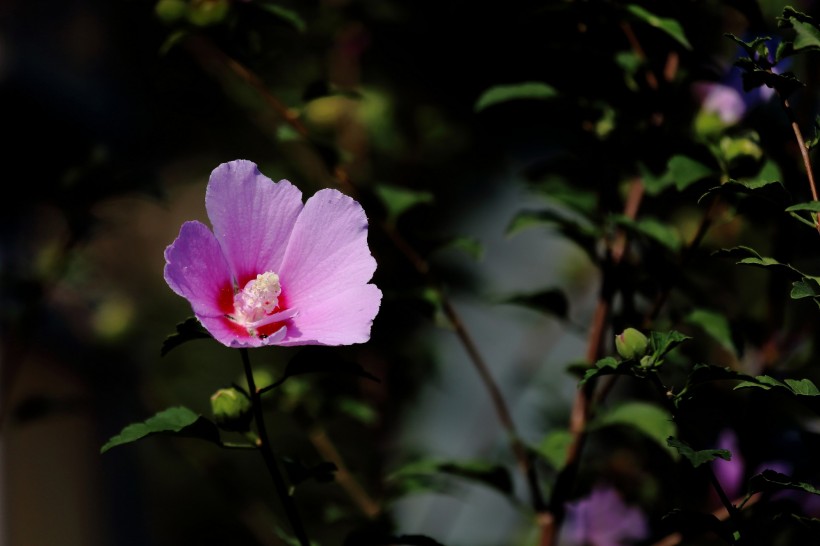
442,236,484,261
791,277,820,300
626,5,692,49
784,378,820,396
714,246,806,277
612,215,681,252
337,397,379,425
255,2,306,33
531,176,598,216
502,288,569,320
685,308,737,356
646,330,691,367
748,469,820,496
674,364,754,406
374,184,434,226
388,459,514,497
646,156,716,195
535,429,573,471
785,201,820,212
507,209,600,261
667,437,731,467
778,7,820,54
668,155,715,191
101,406,221,453
593,402,677,457
579,356,640,386
734,374,820,396
161,317,212,357
740,69,803,98
474,82,558,112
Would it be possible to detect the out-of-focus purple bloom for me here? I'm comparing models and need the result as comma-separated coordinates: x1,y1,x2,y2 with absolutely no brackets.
164,159,382,348
559,485,649,546
693,35,787,127
714,428,746,499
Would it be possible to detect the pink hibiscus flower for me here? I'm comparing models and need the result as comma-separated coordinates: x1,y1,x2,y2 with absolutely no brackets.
164,159,382,348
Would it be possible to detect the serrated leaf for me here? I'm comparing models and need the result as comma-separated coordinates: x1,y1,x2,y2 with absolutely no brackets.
785,201,820,212
648,330,691,364
674,364,754,405
667,437,731,467
685,308,737,356
579,356,639,386
626,5,692,49
101,406,221,453
733,374,820,396
503,288,569,319
593,402,677,458
266,347,380,390
749,469,820,496
374,184,434,226
255,2,306,33
778,7,820,54
740,69,803,98
714,246,805,277
161,317,212,357
474,82,558,112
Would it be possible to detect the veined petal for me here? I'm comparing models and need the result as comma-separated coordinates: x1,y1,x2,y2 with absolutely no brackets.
279,283,382,346
198,315,288,348
164,221,233,317
206,160,303,285
278,188,377,305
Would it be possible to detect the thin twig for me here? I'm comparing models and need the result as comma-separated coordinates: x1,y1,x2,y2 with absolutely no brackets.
308,426,381,519
779,94,820,234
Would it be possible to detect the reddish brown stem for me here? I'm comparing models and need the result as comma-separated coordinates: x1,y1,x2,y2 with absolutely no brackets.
781,95,820,234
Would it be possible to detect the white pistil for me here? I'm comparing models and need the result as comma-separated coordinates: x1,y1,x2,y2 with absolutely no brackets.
232,271,284,331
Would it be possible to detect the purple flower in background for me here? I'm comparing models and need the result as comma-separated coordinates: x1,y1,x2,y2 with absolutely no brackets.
693,35,787,127
164,159,382,348
559,485,649,546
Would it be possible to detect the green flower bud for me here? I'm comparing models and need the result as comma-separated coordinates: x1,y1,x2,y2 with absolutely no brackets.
615,327,649,360
186,0,230,27
210,387,253,432
154,0,188,24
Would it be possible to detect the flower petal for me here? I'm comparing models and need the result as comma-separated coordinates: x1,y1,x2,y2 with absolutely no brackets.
279,283,382,346
278,188,377,304
206,159,303,286
164,220,233,318
198,315,288,348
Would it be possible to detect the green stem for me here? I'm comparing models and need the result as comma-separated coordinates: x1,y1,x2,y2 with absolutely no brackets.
240,348,311,546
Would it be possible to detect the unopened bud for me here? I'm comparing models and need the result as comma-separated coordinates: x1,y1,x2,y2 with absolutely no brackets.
615,328,649,360
210,387,252,432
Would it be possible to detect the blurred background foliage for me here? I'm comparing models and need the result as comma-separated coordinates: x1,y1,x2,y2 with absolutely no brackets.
2,0,820,545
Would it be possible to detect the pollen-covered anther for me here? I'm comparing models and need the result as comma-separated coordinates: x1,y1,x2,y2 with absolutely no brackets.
234,271,282,324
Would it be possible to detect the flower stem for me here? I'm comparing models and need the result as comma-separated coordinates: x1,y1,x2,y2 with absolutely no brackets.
239,348,311,546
